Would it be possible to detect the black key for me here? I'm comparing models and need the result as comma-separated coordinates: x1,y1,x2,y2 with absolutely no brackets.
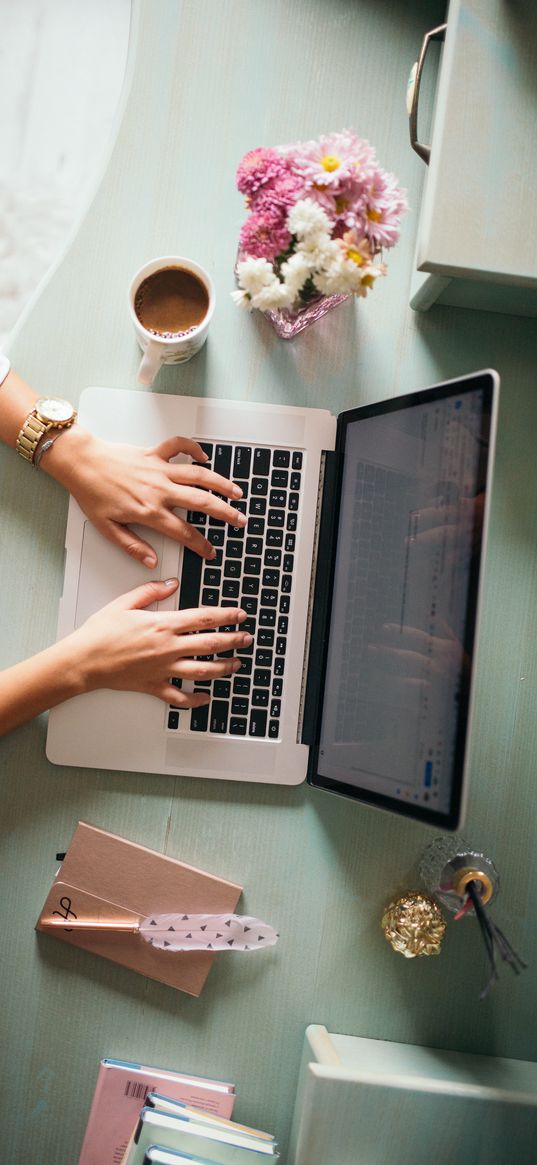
285,533,296,552
222,579,240,599
268,510,284,527
256,649,273,667
232,499,247,517
190,703,209,732
203,567,221,587
282,574,292,594
248,515,265,536
201,587,219,606
266,529,283,547
260,588,278,607
274,657,285,676
252,477,268,496
258,628,274,647
259,609,276,627
233,446,252,479
221,599,237,608
227,539,244,559
286,513,298,531
244,556,261,576
196,654,214,662
252,689,269,707
278,616,288,635
242,577,259,595
279,595,290,614
290,472,301,491
233,676,251,695
196,441,213,461
271,469,288,487
214,444,232,478
209,515,225,528
268,720,279,739
194,680,211,689
253,448,271,475
168,710,180,730
210,528,225,547
273,450,290,468
272,678,283,697
230,717,247,736
269,490,286,508
283,554,294,573
237,654,252,675
249,709,267,737
187,510,206,524
264,548,281,567
171,677,182,689
292,451,303,469
224,560,241,578
232,697,249,716
179,547,202,610
249,497,267,517
262,569,280,587
254,669,271,687
246,537,263,556
210,701,229,733
289,493,300,512
214,680,231,698
276,636,287,655
210,547,223,567
270,699,281,719
241,595,258,616
243,617,257,637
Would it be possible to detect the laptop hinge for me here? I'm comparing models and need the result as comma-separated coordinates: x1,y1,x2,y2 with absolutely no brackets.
297,450,338,745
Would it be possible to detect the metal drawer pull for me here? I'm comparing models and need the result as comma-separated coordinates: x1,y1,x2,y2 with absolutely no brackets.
407,23,447,164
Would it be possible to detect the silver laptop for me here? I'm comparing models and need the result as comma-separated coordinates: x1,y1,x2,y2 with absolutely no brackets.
47,370,499,829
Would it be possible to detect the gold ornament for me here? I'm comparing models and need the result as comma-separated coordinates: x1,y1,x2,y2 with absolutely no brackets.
381,892,446,958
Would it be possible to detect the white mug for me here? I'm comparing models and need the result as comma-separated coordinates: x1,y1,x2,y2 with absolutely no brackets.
128,256,215,386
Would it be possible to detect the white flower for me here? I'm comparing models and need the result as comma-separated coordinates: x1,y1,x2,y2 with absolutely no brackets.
280,251,314,300
230,288,253,310
250,281,294,311
236,257,278,296
287,198,332,244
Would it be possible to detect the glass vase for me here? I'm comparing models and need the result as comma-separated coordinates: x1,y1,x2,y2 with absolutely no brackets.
263,291,350,339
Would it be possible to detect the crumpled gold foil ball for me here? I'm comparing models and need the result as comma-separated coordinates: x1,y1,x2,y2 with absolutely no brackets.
382,892,446,958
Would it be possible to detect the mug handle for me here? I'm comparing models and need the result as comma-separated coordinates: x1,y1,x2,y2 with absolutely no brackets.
137,340,162,386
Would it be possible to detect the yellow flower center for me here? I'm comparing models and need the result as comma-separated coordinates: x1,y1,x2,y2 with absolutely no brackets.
367,207,382,222
335,196,348,213
347,248,365,266
320,154,340,172
361,274,375,288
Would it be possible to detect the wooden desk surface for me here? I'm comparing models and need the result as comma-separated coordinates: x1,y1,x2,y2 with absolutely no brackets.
2,2,537,1161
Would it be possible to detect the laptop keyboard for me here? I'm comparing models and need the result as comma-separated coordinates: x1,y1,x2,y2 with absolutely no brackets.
166,442,303,740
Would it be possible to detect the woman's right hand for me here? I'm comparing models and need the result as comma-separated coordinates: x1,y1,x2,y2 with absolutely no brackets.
68,578,251,706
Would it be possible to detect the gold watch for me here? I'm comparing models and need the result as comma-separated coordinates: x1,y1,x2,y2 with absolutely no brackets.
15,397,77,465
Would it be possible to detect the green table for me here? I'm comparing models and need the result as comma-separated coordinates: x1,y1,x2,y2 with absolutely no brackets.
2,3,536,1161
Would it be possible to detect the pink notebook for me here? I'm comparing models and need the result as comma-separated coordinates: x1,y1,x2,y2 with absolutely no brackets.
78,1057,235,1165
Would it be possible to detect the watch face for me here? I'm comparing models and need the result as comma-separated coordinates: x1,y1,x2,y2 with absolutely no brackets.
36,397,75,424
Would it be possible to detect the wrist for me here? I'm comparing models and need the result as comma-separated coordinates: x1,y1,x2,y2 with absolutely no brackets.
40,424,93,487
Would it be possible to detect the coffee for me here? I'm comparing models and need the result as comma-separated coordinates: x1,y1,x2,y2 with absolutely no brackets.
134,265,209,338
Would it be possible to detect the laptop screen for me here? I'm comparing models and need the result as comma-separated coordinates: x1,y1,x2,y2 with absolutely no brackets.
309,371,497,828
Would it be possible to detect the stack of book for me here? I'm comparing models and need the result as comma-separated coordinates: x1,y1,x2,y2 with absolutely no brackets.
78,1058,278,1165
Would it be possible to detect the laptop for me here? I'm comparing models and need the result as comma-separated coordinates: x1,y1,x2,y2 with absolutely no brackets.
47,369,499,829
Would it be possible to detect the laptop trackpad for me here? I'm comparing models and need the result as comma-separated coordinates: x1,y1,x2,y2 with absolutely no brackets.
74,522,166,627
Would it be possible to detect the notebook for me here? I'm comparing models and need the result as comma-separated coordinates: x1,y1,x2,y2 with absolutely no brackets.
124,1108,278,1165
46,371,498,828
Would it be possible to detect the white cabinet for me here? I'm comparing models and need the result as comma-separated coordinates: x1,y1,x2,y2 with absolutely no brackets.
410,0,537,316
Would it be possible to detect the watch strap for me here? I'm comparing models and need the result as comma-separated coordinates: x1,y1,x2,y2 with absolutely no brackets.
15,412,51,464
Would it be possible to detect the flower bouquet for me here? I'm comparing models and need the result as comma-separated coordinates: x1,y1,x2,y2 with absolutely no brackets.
232,129,408,337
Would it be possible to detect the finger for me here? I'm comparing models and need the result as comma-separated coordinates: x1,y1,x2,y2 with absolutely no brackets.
175,630,253,658
103,519,159,568
167,462,243,500
174,488,247,527
160,686,211,708
382,623,431,649
109,578,179,612
171,657,242,680
153,436,209,463
152,511,217,559
170,606,247,634
368,643,427,677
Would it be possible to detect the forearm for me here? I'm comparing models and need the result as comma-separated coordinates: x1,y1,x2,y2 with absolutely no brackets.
0,638,86,736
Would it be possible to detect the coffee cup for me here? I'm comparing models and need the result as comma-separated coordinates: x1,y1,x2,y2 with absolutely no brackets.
128,256,215,386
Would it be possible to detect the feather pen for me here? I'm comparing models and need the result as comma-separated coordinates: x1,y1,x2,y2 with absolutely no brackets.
41,912,279,952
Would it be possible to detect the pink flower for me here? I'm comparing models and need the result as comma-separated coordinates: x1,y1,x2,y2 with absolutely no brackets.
286,130,376,192
251,171,306,216
236,147,288,197
362,170,409,249
239,211,292,261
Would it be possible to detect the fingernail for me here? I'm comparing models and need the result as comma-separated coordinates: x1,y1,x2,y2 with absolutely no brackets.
207,546,217,559
237,609,247,622
144,555,157,567
164,578,178,587
242,633,253,645
232,659,242,671
235,512,247,526
232,485,243,498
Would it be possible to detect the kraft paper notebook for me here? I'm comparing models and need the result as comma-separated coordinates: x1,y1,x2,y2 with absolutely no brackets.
35,821,242,995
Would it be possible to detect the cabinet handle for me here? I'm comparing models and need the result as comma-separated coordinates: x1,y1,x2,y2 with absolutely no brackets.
407,23,447,164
